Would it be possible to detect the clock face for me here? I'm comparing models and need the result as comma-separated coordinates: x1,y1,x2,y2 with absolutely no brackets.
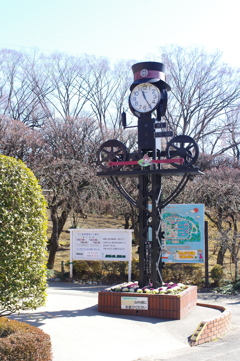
129,83,161,114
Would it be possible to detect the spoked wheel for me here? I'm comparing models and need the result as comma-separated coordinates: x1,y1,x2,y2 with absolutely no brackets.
97,139,127,171
166,135,199,168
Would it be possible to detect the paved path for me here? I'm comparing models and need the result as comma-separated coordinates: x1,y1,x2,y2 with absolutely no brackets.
9,283,240,361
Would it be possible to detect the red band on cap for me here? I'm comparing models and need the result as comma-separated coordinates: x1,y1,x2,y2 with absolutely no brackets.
134,70,166,81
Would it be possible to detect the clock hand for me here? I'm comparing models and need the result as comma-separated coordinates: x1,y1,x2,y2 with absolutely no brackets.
142,91,152,109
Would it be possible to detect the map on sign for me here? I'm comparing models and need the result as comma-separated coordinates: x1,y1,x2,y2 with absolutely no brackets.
162,204,205,264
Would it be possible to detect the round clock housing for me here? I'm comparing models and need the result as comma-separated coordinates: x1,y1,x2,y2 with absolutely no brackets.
129,83,161,114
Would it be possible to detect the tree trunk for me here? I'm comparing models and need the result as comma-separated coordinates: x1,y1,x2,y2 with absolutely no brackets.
234,259,238,281
217,245,227,265
124,213,130,229
47,210,59,269
47,238,58,269
47,206,71,269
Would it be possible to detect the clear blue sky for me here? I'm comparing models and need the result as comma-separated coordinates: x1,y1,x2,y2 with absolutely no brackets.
1,0,239,66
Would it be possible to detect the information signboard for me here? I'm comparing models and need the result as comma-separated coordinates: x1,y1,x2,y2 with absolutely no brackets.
121,297,148,310
162,204,205,264
69,229,133,280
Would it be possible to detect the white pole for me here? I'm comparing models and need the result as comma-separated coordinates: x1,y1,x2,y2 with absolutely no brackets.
70,230,73,278
128,259,131,282
128,230,132,282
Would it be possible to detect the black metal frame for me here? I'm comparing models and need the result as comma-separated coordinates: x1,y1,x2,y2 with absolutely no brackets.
96,62,200,288
97,169,199,288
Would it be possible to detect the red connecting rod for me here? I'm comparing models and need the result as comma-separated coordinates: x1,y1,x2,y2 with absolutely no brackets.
108,158,184,167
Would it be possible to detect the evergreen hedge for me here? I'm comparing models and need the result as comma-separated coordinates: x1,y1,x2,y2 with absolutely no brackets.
0,155,48,315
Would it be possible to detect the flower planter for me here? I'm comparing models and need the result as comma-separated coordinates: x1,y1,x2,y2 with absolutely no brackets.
98,285,197,320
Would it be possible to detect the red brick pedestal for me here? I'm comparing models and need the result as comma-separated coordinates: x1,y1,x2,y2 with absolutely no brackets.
98,286,197,320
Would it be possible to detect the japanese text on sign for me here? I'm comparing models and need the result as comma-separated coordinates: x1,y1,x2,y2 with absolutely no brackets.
70,229,132,261
121,297,148,310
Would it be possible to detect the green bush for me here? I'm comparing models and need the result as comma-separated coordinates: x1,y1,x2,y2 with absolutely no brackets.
210,264,225,286
131,258,139,280
0,317,52,360
233,279,240,291
0,155,48,316
73,259,139,283
162,264,203,285
46,269,55,280
73,261,103,279
73,259,204,285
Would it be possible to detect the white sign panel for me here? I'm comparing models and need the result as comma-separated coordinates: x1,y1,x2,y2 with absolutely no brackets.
69,229,133,281
121,297,148,310
70,229,132,261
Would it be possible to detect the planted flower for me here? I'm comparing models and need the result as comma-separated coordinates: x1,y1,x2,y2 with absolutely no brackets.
143,288,151,293
106,281,190,295
159,290,166,294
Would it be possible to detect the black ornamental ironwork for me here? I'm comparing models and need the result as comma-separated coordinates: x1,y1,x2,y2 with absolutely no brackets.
96,62,200,288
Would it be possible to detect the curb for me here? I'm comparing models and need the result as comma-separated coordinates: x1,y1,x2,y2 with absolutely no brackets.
189,303,231,346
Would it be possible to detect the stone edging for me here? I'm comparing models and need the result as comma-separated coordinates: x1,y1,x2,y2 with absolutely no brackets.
189,303,231,346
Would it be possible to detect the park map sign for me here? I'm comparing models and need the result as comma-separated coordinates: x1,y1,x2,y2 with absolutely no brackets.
162,204,205,264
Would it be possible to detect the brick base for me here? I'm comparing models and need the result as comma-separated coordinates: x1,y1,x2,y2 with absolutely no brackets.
190,303,231,346
98,286,197,320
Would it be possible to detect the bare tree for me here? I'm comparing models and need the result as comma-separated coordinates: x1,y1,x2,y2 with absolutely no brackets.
38,159,93,269
218,105,240,160
41,53,92,121
155,46,240,155
30,53,132,133
0,49,49,127
108,59,134,130
0,115,44,163
35,116,104,267
0,49,134,133
41,116,101,164
83,56,132,134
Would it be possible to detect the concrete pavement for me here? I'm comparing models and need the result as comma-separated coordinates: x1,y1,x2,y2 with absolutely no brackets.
9,283,240,361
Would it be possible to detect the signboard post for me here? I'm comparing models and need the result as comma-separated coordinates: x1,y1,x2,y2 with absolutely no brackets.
69,229,133,281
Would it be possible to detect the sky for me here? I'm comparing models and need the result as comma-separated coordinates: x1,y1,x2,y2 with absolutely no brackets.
0,0,239,67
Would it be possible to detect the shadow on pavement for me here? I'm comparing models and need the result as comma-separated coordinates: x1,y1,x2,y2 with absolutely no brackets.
9,304,171,329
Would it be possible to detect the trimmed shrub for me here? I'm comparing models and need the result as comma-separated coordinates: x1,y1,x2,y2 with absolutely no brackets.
73,259,139,283
0,317,52,360
162,263,203,285
72,260,203,285
210,264,225,286
233,279,240,291
73,261,103,279
0,155,48,316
